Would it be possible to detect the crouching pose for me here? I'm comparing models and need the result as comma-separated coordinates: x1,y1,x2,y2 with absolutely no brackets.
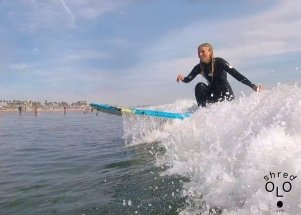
177,43,263,107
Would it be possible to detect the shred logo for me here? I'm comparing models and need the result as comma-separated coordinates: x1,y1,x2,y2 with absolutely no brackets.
264,171,297,210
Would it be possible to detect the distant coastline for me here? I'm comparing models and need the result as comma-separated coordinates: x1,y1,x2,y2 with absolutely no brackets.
0,100,91,114
0,107,90,112
0,107,93,114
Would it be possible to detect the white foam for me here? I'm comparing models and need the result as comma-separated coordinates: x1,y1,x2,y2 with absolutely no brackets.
123,84,301,214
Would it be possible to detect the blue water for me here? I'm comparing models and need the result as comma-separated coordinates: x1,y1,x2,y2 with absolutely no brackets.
0,111,185,215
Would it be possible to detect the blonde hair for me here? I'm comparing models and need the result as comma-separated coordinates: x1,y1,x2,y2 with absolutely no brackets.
199,43,215,81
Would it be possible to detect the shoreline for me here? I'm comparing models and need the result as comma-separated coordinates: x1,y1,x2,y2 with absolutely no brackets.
0,108,93,114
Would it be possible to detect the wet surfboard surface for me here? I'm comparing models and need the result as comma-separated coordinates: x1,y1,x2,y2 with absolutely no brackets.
90,103,191,120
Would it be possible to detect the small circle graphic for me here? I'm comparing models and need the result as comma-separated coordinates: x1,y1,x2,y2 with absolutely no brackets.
277,201,283,208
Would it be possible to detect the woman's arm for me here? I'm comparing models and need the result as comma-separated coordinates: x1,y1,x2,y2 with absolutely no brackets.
220,58,262,91
177,64,200,83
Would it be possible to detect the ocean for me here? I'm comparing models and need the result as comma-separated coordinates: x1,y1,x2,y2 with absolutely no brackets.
1,84,301,215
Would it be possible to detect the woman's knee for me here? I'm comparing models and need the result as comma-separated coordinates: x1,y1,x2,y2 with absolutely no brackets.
195,82,207,93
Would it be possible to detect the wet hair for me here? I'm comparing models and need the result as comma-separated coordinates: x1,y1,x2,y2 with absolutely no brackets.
199,43,215,81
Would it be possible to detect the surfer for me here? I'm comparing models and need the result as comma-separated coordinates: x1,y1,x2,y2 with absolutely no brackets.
176,43,263,107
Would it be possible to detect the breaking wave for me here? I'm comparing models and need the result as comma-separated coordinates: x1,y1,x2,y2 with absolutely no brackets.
123,84,301,214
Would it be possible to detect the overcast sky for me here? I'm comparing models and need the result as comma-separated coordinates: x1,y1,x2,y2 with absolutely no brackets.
0,0,300,105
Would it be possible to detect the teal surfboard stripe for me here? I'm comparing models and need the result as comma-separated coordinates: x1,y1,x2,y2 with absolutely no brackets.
90,103,191,119
133,109,190,119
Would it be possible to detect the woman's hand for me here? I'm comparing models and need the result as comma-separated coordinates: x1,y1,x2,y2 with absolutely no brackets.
253,85,264,92
176,74,184,83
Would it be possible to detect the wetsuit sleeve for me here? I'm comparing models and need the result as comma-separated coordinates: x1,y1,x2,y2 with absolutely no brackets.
182,64,200,83
221,59,256,89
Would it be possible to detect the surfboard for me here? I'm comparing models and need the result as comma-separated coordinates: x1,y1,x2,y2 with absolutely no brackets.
90,103,191,120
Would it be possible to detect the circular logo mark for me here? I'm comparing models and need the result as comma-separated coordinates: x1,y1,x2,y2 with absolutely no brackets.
277,201,283,208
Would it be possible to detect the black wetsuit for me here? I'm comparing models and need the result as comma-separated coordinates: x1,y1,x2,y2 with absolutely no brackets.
183,57,256,107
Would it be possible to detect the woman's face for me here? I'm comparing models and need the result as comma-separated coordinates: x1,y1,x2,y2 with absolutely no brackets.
198,46,212,63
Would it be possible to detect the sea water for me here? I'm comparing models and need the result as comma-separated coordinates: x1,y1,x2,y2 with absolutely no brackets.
0,107,185,214
1,84,301,214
